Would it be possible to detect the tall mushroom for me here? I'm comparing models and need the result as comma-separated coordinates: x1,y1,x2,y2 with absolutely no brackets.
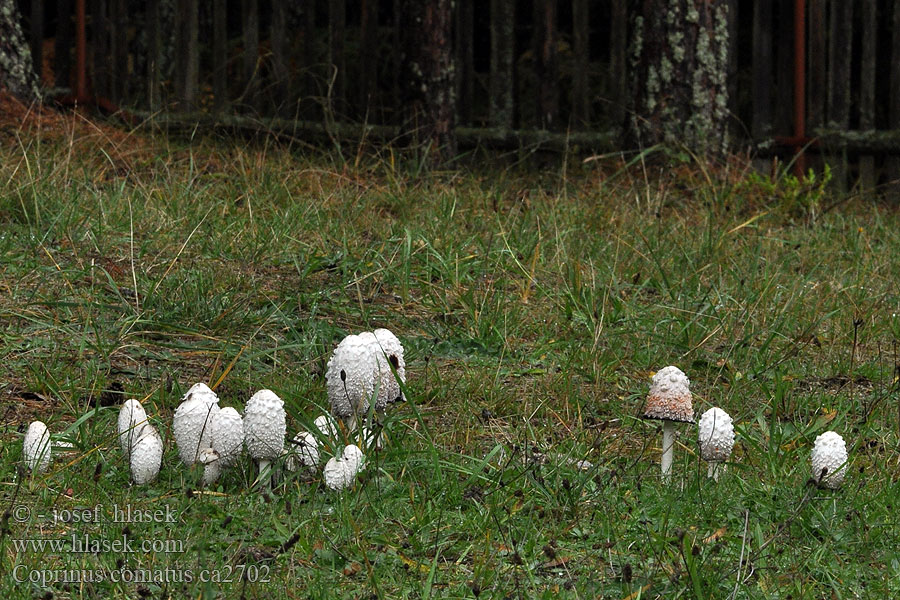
199,406,244,486
243,389,286,478
23,421,52,473
811,431,848,489
642,366,694,483
173,383,221,466
130,424,163,485
326,334,377,431
698,407,734,481
118,399,148,460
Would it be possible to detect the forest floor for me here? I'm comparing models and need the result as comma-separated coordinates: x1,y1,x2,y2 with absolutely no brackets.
1,113,899,598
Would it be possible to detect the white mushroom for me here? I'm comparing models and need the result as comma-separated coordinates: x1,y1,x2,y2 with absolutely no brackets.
243,389,286,478
284,431,320,473
23,421,52,473
130,424,163,485
642,366,694,483
326,334,377,430
199,407,244,485
811,431,848,489
172,383,221,466
314,414,340,441
698,407,734,481
372,328,406,404
118,399,148,460
323,444,366,491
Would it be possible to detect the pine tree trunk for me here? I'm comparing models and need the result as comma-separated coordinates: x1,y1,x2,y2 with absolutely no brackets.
400,0,456,165
0,0,41,102
490,0,515,129
626,0,730,156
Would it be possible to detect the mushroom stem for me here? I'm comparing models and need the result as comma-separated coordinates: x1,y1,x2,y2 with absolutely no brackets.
661,421,675,483
707,461,719,481
258,459,272,489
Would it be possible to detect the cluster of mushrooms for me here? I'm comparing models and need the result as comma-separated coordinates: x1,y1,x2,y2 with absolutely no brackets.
19,352,851,493
643,366,849,488
21,328,406,493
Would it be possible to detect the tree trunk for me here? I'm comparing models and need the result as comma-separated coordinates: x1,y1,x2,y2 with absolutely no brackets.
859,0,876,192
243,0,259,112
608,0,627,127
329,0,346,112
400,0,456,164
55,0,73,89
626,0,730,156
455,0,473,125
212,0,227,112
571,0,589,128
533,0,558,128
271,0,288,116
359,0,377,114
490,0,515,129
0,0,41,102
174,0,199,110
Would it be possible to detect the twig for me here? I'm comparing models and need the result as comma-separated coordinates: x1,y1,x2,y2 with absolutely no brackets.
729,509,749,600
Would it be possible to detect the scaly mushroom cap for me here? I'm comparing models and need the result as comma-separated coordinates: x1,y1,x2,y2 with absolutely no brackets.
209,407,244,468
326,334,377,422
130,425,163,485
370,328,407,406
284,431,320,472
323,444,366,491
811,431,848,489
118,399,148,459
698,407,734,462
23,421,52,473
173,383,221,466
243,389,286,462
643,366,694,423
314,414,340,440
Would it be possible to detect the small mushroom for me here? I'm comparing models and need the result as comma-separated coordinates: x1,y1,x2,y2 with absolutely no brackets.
326,334,377,431
314,414,340,441
323,444,366,491
173,383,221,466
199,407,244,485
642,366,694,483
130,424,163,485
698,407,734,481
23,421,52,473
811,431,848,489
284,431,320,473
118,399,148,460
243,389,286,478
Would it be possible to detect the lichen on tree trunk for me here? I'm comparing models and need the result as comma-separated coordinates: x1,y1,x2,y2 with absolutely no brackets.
626,0,729,156
0,0,41,103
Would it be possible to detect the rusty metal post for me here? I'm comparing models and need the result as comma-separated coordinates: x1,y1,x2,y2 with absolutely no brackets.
793,0,806,175
75,0,87,102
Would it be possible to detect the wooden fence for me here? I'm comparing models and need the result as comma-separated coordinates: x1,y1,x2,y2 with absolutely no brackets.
18,0,900,187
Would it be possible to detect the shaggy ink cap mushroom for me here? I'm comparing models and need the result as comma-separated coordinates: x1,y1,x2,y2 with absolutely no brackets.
811,431,848,489
698,407,734,480
23,421,52,473
173,383,221,466
367,328,407,407
284,431,320,473
323,444,366,491
643,366,694,423
130,424,163,485
200,407,244,485
314,414,339,441
243,389,286,473
118,399,148,460
326,334,377,428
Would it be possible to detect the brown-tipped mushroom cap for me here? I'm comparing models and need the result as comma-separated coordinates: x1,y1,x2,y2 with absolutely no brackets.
642,366,694,423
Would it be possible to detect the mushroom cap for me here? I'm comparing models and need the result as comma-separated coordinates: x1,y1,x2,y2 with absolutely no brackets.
130,425,163,485
643,366,694,423
118,399,148,459
356,426,382,451
369,328,407,406
285,431,320,472
23,421,52,473
210,407,244,467
811,431,848,489
243,389,286,461
173,384,221,466
323,444,366,491
698,407,734,462
326,334,377,420
314,414,340,440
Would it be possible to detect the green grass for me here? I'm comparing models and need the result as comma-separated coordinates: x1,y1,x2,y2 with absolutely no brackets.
2,130,900,599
